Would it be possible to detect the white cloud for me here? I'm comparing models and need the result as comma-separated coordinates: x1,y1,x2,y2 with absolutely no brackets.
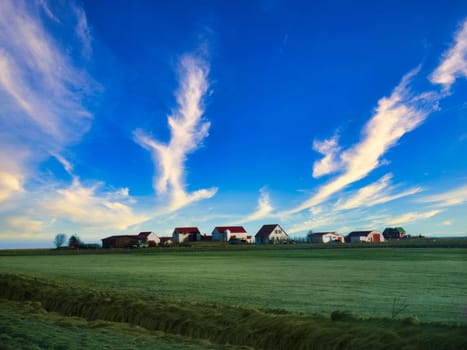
72,4,92,59
0,171,24,202
242,188,274,222
285,67,436,215
430,19,467,91
7,216,44,233
312,134,341,178
37,0,60,23
335,173,422,210
134,54,217,212
0,0,95,204
418,185,467,207
387,210,441,225
46,179,149,230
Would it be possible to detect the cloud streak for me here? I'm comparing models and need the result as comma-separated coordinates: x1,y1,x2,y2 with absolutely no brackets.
418,185,467,207
134,54,217,212
335,174,422,210
242,188,274,222
0,0,95,203
430,19,467,91
285,68,436,215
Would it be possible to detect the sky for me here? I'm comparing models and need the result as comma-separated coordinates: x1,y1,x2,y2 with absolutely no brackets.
1,0,467,248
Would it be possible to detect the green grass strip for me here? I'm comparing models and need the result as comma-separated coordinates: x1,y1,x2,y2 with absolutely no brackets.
1,273,466,350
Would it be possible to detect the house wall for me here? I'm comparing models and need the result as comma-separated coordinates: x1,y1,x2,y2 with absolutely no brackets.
173,232,191,243
212,229,248,241
146,233,160,244
350,235,367,243
368,232,384,242
212,229,226,241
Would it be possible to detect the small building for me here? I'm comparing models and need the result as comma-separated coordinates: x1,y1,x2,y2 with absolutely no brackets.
173,227,201,243
159,237,174,246
308,231,344,243
255,224,289,244
212,226,248,242
102,231,159,248
346,230,384,243
138,231,160,246
383,227,407,240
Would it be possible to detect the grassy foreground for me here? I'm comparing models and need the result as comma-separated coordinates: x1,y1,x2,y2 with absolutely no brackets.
1,247,466,323
0,298,231,350
1,273,466,350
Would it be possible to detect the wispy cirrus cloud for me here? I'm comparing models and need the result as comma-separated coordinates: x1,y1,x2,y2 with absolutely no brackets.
312,134,341,178
430,19,467,91
134,54,217,212
242,188,274,222
285,68,437,215
0,0,95,203
72,4,92,59
335,173,422,210
386,210,441,225
417,185,467,207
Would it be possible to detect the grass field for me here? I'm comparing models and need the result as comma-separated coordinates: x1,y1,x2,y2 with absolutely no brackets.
0,298,237,350
1,247,466,323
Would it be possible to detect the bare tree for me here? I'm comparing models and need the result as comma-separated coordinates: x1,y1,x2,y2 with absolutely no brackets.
54,233,67,249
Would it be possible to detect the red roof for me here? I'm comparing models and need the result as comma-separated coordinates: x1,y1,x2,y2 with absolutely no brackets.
174,227,200,234
214,226,247,233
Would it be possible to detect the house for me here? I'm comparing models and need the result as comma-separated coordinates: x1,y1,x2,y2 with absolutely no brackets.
307,231,344,243
383,227,407,240
101,231,159,248
255,224,289,244
346,230,384,243
159,237,174,246
172,227,201,243
212,226,248,242
137,231,160,246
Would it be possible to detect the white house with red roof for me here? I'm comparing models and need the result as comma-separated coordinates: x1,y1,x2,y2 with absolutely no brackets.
255,224,289,244
172,227,201,243
212,226,248,242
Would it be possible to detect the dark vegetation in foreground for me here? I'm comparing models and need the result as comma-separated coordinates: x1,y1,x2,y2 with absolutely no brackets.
1,274,466,350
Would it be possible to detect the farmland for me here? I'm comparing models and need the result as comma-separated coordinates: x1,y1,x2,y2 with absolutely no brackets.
1,245,466,349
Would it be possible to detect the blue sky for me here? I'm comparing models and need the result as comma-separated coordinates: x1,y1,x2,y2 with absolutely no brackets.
1,0,467,248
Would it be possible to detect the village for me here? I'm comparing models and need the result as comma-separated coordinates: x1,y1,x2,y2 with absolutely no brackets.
96,225,409,249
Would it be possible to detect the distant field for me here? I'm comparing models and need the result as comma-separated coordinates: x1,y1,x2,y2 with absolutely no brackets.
1,247,466,323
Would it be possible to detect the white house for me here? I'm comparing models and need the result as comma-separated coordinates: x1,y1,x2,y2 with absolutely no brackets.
255,224,289,244
137,232,160,246
212,226,248,242
347,230,384,243
172,227,201,243
308,231,344,243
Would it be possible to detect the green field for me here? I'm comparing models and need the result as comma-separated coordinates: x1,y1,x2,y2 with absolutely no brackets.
1,247,466,323
1,246,467,349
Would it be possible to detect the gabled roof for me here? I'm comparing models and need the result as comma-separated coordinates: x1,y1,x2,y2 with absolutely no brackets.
255,224,287,238
102,235,139,241
309,231,340,237
348,231,377,237
214,226,247,233
174,227,200,234
138,231,157,238
255,224,278,238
